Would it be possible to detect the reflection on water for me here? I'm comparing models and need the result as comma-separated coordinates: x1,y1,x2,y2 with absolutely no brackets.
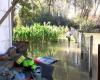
53,41,89,80
29,39,89,80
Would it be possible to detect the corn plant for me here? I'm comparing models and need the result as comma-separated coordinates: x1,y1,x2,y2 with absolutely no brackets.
13,26,31,41
13,23,61,43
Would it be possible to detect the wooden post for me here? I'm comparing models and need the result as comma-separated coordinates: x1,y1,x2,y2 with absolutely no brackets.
81,32,84,59
89,36,93,78
68,37,70,48
98,44,100,80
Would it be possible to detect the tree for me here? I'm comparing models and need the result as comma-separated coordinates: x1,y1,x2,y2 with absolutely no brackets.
75,0,93,18
93,0,100,16
18,0,34,25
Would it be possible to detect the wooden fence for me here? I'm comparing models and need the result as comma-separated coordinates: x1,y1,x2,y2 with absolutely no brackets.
80,33,93,75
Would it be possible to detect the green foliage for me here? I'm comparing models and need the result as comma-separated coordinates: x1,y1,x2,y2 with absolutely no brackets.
74,16,96,32
80,20,95,30
19,0,33,26
13,25,30,41
13,23,61,43
33,12,68,26
17,0,79,27
16,0,97,27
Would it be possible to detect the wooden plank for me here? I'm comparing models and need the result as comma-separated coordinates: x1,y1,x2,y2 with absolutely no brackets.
98,44,100,80
0,0,20,25
89,36,93,80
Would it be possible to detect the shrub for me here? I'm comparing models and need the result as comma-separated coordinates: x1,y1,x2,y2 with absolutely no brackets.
74,16,97,32
80,20,96,32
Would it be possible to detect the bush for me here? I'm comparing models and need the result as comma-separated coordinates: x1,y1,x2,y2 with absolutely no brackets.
33,12,68,26
80,20,96,32
74,16,98,32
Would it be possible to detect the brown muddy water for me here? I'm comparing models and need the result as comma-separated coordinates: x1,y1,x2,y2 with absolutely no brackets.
84,33,100,80
52,40,89,80
29,38,89,80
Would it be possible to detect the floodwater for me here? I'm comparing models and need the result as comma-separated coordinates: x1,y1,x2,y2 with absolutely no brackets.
52,39,89,80
30,38,89,80
0,33,98,80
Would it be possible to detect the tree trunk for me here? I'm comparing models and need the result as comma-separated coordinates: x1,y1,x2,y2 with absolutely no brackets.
11,5,15,27
74,0,77,14
93,0,100,16
66,0,71,17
